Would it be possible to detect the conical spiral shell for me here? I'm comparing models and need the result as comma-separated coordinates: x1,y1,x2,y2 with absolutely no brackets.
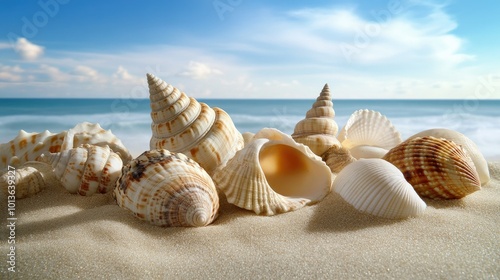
147,74,243,175
0,161,60,199
40,144,123,196
292,84,340,156
113,149,219,227
213,128,332,216
407,128,490,185
337,109,402,159
333,158,427,219
383,136,481,199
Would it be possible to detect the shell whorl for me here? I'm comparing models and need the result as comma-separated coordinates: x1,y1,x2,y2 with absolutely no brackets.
292,84,340,156
114,149,219,227
0,161,60,199
147,73,243,175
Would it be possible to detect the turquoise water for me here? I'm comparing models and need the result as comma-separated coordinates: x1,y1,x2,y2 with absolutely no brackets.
1,98,499,159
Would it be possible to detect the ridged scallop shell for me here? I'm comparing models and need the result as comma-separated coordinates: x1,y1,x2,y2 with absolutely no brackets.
39,144,123,196
337,109,402,159
292,84,340,156
0,130,67,169
321,145,357,174
333,158,426,219
0,161,59,199
213,128,332,216
407,128,490,185
147,74,244,175
383,136,481,199
113,149,219,227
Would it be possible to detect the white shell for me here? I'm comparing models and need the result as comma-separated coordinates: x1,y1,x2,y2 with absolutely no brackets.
114,149,219,227
407,128,490,185
242,132,255,147
333,158,426,219
40,144,123,196
147,74,243,175
213,128,332,215
337,109,402,159
0,161,59,199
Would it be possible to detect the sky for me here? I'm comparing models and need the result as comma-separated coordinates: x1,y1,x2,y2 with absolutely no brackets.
0,0,499,99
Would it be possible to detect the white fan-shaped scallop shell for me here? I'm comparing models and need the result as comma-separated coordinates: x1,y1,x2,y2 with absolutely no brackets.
292,84,340,156
113,149,219,227
0,161,60,199
147,74,243,175
39,144,123,196
213,128,332,216
407,128,490,185
337,109,402,159
333,158,426,219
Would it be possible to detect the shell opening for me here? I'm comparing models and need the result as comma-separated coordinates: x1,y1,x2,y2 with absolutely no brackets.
259,144,327,199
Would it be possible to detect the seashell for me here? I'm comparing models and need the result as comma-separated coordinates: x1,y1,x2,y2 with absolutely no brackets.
407,128,490,185
213,128,332,216
113,149,219,227
333,158,426,219
383,136,481,199
39,144,123,196
321,145,357,174
242,132,255,147
61,122,132,163
0,130,67,169
147,74,244,175
0,161,60,199
337,109,402,159
292,84,340,156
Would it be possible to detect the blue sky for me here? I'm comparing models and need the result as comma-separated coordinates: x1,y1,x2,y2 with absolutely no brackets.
0,0,499,99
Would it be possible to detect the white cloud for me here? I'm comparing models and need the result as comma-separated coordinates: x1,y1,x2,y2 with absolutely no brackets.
14,38,44,60
179,61,223,80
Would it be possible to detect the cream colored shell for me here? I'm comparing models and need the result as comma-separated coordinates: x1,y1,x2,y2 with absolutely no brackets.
0,161,60,199
40,144,123,196
333,158,426,219
213,128,332,216
383,136,481,199
292,84,340,156
147,73,243,175
321,145,357,174
407,128,490,185
113,149,219,227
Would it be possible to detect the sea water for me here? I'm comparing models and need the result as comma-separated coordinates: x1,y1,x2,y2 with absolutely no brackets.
0,98,499,160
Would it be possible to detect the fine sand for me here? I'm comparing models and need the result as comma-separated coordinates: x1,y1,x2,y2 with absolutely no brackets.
1,162,499,279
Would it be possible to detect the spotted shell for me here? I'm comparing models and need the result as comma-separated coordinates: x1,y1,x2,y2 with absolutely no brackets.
0,161,60,199
333,158,426,219
113,149,219,227
147,74,243,175
383,136,481,199
39,144,123,196
292,84,340,156
213,128,332,215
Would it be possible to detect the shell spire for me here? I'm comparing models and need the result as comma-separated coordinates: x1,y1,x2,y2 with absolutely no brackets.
147,73,243,175
292,84,340,156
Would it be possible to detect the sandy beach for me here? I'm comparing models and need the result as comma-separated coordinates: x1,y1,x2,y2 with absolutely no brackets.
1,158,498,279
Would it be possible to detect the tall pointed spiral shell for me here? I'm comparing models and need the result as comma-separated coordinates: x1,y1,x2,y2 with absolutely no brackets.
337,109,402,159
39,144,123,196
383,136,481,199
147,74,244,175
113,149,219,227
292,84,340,156
333,158,426,219
213,128,332,216
0,161,59,199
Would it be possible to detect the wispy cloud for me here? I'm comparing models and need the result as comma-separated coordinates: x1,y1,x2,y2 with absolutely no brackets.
178,61,223,80
14,38,44,60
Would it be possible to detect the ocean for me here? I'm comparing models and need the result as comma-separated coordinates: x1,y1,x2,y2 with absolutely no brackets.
1,98,499,160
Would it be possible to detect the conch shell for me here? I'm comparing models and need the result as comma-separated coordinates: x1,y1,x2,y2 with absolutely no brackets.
383,136,481,199
40,144,123,196
337,109,401,159
0,161,60,199
407,128,490,185
147,74,244,175
114,149,219,227
213,128,332,216
333,158,426,219
292,84,340,156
